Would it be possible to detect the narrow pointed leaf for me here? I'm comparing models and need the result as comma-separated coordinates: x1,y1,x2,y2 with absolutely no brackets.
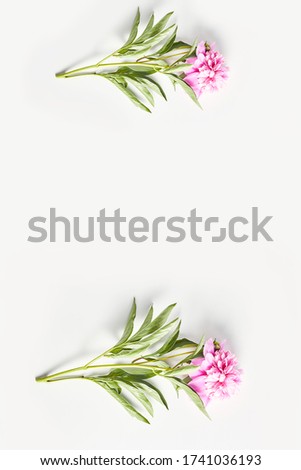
194,335,205,357
130,306,153,341
145,360,169,368
120,9,140,50
137,381,169,409
173,39,198,63
141,12,174,42
163,365,198,376
114,298,137,346
105,77,151,113
167,74,201,108
95,378,122,394
135,13,155,43
118,365,158,376
107,369,156,380
156,27,178,55
171,381,180,397
113,76,127,86
139,318,179,346
176,335,205,366
172,41,191,49
166,377,210,419
142,303,177,336
121,46,154,57
116,65,156,76
173,338,197,349
141,77,167,100
94,380,150,424
106,371,168,410
126,77,155,106
165,63,192,74
143,25,176,49
152,321,181,356
113,343,152,358
119,381,154,416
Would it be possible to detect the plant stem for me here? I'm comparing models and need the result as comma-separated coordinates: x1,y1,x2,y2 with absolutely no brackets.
96,52,115,66
86,342,197,368
84,349,111,367
56,61,163,79
161,51,191,60
132,349,196,364
56,64,98,78
36,362,166,383
155,350,195,362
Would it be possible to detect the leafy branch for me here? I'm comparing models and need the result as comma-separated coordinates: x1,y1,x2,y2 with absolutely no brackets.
36,299,210,424
56,9,201,112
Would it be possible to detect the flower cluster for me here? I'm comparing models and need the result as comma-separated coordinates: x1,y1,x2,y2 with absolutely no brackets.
188,338,242,406
184,41,229,97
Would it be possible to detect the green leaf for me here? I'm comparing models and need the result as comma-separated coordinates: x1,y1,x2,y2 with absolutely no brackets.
113,76,127,86
163,365,198,376
113,343,152,358
193,335,205,357
173,338,197,349
143,359,169,369
126,77,155,106
137,381,169,409
173,39,198,63
110,370,169,410
105,76,152,113
95,378,122,394
135,318,179,348
141,77,167,101
170,379,180,397
140,12,174,42
114,298,137,347
176,335,205,366
120,8,141,50
115,67,155,77
152,321,181,356
172,41,191,49
142,303,177,336
142,25,176,49
156,27,178,55
165,63,192,74
118,381,154,416
94,380,150,424
130,306,153,342
120,46,154,58
118,11,175,55
118,365,158,376
167,74,202,108
107,369,156,380
166,377,210,419
135,13,155,43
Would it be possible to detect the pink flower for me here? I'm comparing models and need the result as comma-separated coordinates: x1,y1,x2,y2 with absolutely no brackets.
188,338,241,406
184,41,229,97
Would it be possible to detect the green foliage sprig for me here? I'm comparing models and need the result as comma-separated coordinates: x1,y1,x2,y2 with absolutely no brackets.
56,9,200,113
36,300,210,424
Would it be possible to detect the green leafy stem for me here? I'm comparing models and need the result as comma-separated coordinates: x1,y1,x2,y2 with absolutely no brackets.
36,299,210,424
56,9,201,113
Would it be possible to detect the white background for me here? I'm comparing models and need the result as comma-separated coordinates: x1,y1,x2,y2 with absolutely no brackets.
1,0,301,450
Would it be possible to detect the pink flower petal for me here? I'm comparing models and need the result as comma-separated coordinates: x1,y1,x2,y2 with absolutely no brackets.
188,338,242,407
184,41,228,97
